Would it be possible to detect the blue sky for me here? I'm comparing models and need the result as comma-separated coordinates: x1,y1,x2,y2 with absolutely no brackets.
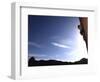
28,15,87,62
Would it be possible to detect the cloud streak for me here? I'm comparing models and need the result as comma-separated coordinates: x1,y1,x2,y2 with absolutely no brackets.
51,42,70,48
28,42,41,48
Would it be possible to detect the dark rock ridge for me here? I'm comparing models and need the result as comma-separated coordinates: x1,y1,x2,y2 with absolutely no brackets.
28,57,88,66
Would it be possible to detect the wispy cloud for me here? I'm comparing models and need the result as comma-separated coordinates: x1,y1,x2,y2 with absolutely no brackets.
28,42,42,48
50,36,73,46
51,42,70,48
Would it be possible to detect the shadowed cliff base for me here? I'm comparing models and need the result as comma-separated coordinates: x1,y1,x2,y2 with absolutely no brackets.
28,57,88,67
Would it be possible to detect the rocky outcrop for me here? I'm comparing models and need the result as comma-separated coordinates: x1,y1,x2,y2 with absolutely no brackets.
28,57,88,66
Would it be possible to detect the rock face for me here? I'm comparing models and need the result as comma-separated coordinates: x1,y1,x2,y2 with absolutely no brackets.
78,17,88,50
28,57,88,66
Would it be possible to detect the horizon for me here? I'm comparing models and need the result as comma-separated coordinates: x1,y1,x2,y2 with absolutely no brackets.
28,55,87,62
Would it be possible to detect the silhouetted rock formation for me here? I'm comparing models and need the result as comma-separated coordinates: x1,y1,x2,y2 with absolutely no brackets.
78,18,88,50
28,57,88,66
